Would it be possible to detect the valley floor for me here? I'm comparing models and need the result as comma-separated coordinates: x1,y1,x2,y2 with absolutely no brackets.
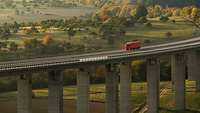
0,81,200,113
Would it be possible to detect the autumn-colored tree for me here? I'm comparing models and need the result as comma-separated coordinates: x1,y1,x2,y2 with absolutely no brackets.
42,35,52,45
98,9,111,22
191,7,198,18
185,7,200,30
181,7,192,17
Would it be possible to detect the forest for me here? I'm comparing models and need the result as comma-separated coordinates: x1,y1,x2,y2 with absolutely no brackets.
141,0,200,7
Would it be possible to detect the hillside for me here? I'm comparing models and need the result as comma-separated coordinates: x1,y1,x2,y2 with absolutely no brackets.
141,0,200,7
6,0,200,8
82,0,200,7
79,0,200,7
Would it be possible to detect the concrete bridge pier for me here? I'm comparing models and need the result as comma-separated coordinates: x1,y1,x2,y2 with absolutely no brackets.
105,64,119,113
17,74,32,113
187,51,200,91
147,58,160,113
196,81,200,91
77,68,90,113
119,62,132,113
48,70,64,113
171,54,186,111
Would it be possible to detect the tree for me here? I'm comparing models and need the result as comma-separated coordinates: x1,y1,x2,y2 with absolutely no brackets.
184,7,200,30
138,17,148,23
191,7,198,18
66,27,76,40
165,32,173,38
11,21,20,33
153,5,162,17
9,42,18,51
145,22,152,27
135,4,148,19
144,0,200,7
42,35,52,45
25,25,39,35
15,9,20,15
181,7,192,17
0,24,11,40
22,0,27,7
99,17,126,45
23,38,41,49
4,0,14,8
0,42,7,50
160,15,169,22
132,60,146,81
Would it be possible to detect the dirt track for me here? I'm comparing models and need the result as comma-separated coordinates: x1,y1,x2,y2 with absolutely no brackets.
0,98,105,113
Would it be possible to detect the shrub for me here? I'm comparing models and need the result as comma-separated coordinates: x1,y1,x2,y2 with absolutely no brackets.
165,32,173,38
132,60,147,82
172,19,176,23
138,17,148,24
173,9,181,16
160,15,169,22
32,92,36,98
144,39,151,44
9,42,18,51
145,22,152,27
135,4,148,19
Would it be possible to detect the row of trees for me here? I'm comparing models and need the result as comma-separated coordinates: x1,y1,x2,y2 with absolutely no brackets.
98,3,200,20
147,5,200,18
188,7,200,30
0,0,78,9
0,17,96,39
0,35,86,60
146,0,200,7
0,22,20,39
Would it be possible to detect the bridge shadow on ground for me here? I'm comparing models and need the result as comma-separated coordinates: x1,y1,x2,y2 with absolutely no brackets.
160,107,200,113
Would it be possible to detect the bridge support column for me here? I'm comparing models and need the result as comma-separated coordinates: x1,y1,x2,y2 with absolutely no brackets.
17,74,32,113
196,80,200,91
77,68,90,113
119,62,132,113
105,64,119,113
196,81,200,91
48,70,63,113
171,54,186,111
187,51,200,91
147,58,160,113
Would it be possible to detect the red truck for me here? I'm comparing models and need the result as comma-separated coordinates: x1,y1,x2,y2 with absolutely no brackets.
124,40,141,50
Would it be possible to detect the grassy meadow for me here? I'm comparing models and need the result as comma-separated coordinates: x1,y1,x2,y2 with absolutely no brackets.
4,16,198,50
117,17,198,47
0,7,96,24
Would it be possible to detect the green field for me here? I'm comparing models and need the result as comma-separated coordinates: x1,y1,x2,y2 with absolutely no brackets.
0,0,97,24
4,16,198,51
0,7,96,24
117,17,198,47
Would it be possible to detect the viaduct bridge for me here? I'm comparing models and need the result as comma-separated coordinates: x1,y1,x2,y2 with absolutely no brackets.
1,37,200,113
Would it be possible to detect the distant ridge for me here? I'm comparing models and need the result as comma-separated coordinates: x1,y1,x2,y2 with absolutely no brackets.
149,0,200,7
122,0,137,5
70,0,200,7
